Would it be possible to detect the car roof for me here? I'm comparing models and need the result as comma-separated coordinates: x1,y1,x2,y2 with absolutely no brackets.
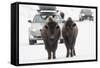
39,12,57,16
39,6,56,10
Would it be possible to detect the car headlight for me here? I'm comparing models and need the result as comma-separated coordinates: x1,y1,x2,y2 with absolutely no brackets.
31,28,36,32
81,13,85,16
29,34,34,39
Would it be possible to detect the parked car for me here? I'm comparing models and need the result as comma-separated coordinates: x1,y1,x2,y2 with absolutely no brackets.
79,9,93,21
28,6,64,45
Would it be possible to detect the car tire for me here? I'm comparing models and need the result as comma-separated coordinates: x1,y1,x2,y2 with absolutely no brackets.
79,18,81,21
82,17,85,21
29,40,37,45
90,16,93,21
79,17,83,21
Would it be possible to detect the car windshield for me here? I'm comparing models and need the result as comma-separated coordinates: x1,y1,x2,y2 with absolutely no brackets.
80,9,92,15
33,15,62,23
33,15,46,23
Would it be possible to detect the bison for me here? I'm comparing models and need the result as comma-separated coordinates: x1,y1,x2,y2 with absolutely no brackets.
62,17,78,57
41,17,61,59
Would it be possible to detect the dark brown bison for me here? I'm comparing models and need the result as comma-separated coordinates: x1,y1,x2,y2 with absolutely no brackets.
41,17,61,59
62,17,78,57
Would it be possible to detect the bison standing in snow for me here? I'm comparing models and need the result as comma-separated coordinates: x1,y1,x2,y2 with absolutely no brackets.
62,17,78,57
41,17,61,59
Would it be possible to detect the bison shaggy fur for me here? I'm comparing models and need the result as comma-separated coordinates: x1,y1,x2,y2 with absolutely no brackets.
62,17,78,57
41,17,61,59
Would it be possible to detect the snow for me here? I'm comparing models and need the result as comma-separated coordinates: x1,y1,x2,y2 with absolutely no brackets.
19,21,96,64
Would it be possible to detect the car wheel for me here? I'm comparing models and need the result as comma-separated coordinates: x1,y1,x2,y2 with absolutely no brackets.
79,17,83,21
82,17,85,21
29,40,37,45
79,18,82,21
90,16,93,21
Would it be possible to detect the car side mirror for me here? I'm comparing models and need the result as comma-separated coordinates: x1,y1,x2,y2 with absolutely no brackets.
28,20,32,23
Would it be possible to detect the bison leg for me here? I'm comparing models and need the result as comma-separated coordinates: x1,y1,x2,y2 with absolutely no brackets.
71,47,74,57
72,39,76,56
52,50,56,59
47,50,51,60
73,48,76,56
71,47,76,57
66,47,70,57
64,40,70,58
52,43,57,59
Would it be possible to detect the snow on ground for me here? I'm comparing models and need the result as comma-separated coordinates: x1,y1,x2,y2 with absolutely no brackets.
19,21,96,64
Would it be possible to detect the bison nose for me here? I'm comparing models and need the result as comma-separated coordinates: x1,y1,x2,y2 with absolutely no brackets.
50,36,55,40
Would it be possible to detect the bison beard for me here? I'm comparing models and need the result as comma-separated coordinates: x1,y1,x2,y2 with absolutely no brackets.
62,17,78,57
41,17,60,59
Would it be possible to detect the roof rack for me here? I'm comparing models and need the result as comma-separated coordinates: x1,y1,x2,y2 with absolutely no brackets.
39,6,56,10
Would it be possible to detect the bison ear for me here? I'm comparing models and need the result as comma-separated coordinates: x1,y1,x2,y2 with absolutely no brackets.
72,23,76,27
45,25,48,29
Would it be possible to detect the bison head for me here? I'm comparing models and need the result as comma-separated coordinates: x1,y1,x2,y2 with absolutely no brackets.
45,17,60,41
65,17,76,29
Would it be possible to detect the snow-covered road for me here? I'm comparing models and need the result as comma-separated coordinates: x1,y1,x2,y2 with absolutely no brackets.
19,21,96,64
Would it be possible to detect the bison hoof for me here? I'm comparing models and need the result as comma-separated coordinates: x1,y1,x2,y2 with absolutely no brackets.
74,54,76,56
48,57,51,60
74,53,76,56
53,56,56,59
71,55,74,57
66,55,69,58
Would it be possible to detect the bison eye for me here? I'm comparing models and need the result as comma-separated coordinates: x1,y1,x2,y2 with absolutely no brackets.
45,25,48,29
56,26,59,29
